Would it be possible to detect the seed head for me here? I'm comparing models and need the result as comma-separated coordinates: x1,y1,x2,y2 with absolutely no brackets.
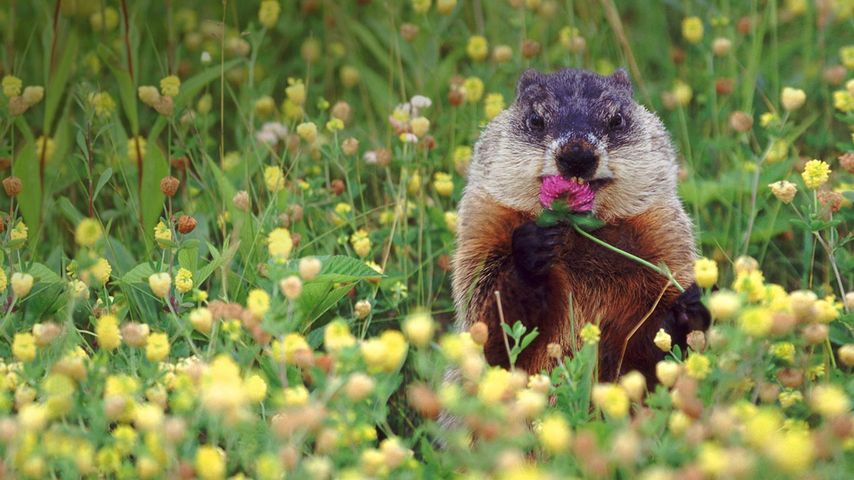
469,321,488,345
2,176,22,197
160,176,180,197
729,111,753,132
176,215,197,234
233,191,250,212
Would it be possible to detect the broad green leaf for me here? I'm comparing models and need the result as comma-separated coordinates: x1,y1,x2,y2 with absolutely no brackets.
140,144,168,239
12,140,41,244
93,167,113,203
278,255,383,283
29,262,63,284
99,45,139,135
44,31,79,131
177,239,201,273
121,262,156,285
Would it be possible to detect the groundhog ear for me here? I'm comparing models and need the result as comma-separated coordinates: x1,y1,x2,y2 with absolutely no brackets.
516,69,542,98
610,68,633,95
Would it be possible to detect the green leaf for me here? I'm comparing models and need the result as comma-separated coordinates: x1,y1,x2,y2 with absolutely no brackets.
297,281,355,331
278,255,383,283
28,262,63,284
519,328,540,350
44,31,79,131
12,139,41,243
121,262,156,285
140,144,168,239
177,240,201,273
93,167,113,203
195,240,237,287
99,45,139,134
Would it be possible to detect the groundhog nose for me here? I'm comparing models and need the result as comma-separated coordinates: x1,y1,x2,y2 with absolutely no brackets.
557,144,598,179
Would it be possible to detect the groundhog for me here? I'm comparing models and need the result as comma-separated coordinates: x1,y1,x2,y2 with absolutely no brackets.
452,68,709,384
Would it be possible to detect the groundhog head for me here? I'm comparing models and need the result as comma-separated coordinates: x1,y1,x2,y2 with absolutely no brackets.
468,68,679,222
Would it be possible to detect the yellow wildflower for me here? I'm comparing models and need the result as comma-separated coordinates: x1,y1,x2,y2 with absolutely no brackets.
75,218,102,247
537,414,571,454
592,383,630,418
403,311,435,348
580,323,601,344
258,0,281,29
11,272,34,298
693,257,718,288
96,315,122,351
264,165,285,192
738,307,772,337
484,93,505,120
2,75,22,97
189,307,213,334
285,78,306,106
175,268,193,294
466,35,489,61
654,328,672,352
326,117,345,132
145,333,170,362
324,319,356,352
429,172,452,197
13,332,37,362
154,220,172,248
766,429,814,474
246,289,270,318
801,160,831,189
412,0,432,14
409,116,430,137
148,272,172,298
159,75,180,97
684,353,711,380
267,227,293,262
361,330,408,373
682,16,704,44
10,220,28,244
463,76,484,103
245,374,268,402
350,229,371,258
781,87,806,111
809,384,850,418
195,445,226,480
770,342,796,363
733,269,765,302
833,89,853,112
296,122,318,143
270,333,310,363
478,367,511,405
444,211,457,233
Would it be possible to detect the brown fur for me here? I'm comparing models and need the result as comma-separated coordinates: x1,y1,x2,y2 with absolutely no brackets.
452,191,694,383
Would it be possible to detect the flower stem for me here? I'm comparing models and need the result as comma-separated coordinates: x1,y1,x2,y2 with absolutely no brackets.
572,224,685,293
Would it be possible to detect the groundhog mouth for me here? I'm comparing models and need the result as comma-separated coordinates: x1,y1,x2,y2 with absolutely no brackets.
539,175,613,212
541,175,613,192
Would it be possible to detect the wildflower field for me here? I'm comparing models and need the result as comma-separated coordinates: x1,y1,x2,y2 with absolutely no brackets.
0,0,853,478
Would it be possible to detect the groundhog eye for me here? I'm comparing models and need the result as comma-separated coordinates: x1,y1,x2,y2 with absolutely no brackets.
527,112,545,131
608,112,624,130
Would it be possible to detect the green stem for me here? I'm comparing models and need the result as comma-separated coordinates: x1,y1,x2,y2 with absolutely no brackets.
572,224,685,293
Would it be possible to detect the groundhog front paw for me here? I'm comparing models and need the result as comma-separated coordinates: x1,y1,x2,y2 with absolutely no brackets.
662,283,711,350
511,221,565,279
